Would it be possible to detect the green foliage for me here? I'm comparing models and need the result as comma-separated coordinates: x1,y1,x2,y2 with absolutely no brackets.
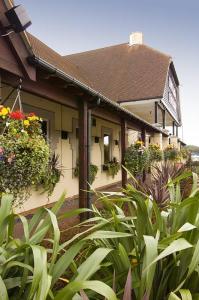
125,142,149,176
0,108,61,206
103,157,120,178
180,148,190,160
0,193,118,300
74,163,98,184
148,143,163,163
185,145,199,153
40,153,62,196
164,145,181,161
132,162,189,208
0,133,50,206
77,171,199,299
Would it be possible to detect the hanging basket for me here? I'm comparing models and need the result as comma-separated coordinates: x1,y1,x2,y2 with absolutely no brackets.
0,84,62,207
0,103,53,206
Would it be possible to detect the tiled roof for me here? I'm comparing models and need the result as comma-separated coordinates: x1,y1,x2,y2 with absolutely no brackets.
27,33,171,103
27,32,93,87
65,43,171,102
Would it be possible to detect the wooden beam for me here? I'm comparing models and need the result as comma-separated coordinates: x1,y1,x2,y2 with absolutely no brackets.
78,100,88,220
162,109,166,129
141,127,146,181
0,72,1,102
2,70,79,109
121,118,128,188
141,127,146,146
155,102,158,123
172,121,175,136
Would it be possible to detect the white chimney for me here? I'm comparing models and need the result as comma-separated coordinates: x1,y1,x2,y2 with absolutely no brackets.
129,32,143,46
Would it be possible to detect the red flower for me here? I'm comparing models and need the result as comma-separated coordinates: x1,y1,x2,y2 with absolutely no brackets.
9,111,25,120
27,112,35,117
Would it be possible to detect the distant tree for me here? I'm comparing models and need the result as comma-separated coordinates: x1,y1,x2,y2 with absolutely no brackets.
186,145,199,153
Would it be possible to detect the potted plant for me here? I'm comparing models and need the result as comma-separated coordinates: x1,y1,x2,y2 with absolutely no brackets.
164,144,180,162
0,105,60,206
74,163,98,184
148,143,163,163
125,140,148,176
103,157,120,178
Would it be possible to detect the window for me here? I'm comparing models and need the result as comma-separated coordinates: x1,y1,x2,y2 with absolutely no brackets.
103,133,111,164
168,75,177,110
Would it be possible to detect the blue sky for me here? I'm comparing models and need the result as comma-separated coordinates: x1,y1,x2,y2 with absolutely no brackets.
17,0,199,146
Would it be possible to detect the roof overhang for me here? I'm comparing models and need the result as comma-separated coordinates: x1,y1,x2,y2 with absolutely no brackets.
28,55,169,137
119,98,161,107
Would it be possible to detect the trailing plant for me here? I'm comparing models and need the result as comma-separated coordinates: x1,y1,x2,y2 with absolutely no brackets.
164,144,180,161
40,153,62,196
148,143,163,163
74,162,98,184
103,157,120,178
79,171,199,299
0,193,120,300
125,140,148,176
0,106,61,206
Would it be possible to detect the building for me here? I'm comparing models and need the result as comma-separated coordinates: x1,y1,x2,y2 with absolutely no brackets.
0,1,184,214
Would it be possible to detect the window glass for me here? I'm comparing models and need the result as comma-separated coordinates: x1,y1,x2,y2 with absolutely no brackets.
104,134,110,163
168,75,177,110
40,119,49,141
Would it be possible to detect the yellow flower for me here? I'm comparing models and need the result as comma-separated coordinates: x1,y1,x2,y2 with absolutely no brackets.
0,107,9,116
24,120,30,127
28,115,39,121
131,258,138,266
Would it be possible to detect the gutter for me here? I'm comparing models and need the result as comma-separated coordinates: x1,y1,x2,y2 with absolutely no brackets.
28,55,169,137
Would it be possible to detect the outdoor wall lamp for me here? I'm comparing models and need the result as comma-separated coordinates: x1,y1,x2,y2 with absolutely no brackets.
4,5,31,34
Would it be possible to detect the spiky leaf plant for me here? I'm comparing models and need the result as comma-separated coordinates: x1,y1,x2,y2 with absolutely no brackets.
78,171,199,299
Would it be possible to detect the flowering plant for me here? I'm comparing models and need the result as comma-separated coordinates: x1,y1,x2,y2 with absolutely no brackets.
148,143,163,163
164,144,180,162
0,105,60,206
125,141,148,176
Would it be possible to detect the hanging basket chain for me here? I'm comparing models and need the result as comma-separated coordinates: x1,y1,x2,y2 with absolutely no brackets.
2,79,24,135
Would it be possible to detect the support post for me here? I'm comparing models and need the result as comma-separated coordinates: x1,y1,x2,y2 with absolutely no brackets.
141,127,146,146
155,102,158,123
172,121,175,136
0,72,1,102
121,119,128,188
176,125,178,137
141,127,146,181
162,110,166,129
79,100,88,219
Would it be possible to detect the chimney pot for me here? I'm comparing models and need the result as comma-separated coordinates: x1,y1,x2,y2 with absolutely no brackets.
129,32,143,46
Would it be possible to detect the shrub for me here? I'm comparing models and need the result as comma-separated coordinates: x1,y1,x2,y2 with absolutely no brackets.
125,141,148,176
80,171,199,299
0,193,118,300
131,161,189,208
